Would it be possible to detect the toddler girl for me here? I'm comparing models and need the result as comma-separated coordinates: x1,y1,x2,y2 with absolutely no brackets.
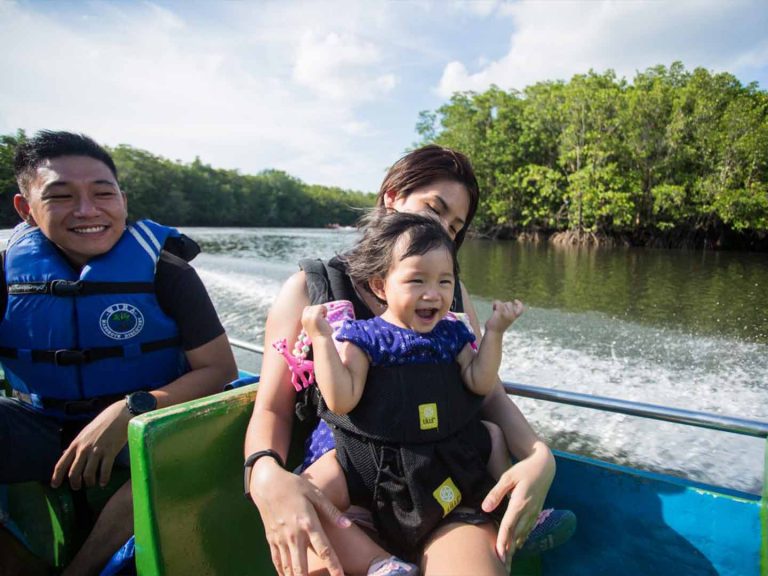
292,212,523,575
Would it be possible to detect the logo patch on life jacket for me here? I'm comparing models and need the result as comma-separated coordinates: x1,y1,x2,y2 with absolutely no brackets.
433,477,461,517
418,403,438,430
100,303,144,340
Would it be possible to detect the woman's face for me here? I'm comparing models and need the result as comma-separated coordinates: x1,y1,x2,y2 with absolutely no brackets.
384,179,470,241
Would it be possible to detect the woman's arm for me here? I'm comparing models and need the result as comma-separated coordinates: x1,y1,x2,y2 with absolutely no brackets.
244,272,349,576
459,282,556,561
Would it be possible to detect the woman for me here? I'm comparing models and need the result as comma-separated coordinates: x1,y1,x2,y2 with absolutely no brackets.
244,145,556,576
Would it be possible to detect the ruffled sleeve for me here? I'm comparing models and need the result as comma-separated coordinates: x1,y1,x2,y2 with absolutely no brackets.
436,318,476,357
335,318,376,358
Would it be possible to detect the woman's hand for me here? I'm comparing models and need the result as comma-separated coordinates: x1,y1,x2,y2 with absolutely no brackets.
481,442,555,563
249,458,350,576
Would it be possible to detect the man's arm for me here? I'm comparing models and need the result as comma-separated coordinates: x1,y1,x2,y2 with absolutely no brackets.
50,334,237,489
51,253,237,489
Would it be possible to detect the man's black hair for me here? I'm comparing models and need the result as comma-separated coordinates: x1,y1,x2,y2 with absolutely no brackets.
14,130,118,195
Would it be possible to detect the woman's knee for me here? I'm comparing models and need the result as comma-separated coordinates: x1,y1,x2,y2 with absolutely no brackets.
421,521,505,576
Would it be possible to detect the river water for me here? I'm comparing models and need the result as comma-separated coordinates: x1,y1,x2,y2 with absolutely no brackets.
1,226,765,494
182,227,766,496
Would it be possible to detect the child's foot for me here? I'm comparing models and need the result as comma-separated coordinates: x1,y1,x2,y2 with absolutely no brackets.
517,508,577,557
367,555,420,576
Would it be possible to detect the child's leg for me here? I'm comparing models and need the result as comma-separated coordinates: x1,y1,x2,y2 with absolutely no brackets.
302,450,411,575
301,449,352,511
482,420,512,481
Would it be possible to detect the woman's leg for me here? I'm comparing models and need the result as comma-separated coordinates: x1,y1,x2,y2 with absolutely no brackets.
421,521,506,576
302,450,400,576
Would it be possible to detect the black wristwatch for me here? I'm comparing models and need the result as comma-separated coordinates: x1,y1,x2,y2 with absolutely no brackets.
125,391,157,416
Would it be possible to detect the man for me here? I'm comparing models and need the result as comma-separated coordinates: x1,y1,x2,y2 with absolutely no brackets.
0,131,238,575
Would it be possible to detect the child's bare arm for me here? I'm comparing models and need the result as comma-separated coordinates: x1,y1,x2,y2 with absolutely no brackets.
302,305,369,414
460,299,524,395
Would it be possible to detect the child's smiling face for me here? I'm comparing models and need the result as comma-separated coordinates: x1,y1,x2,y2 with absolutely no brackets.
372,239,455,333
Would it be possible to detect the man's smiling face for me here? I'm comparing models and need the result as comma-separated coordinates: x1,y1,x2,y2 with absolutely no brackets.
14,155,128,268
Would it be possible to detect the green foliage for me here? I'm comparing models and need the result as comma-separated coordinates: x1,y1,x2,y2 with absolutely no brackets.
651,184,690,230
0,130,27,226
418,62,768,243
0,138,375,228
566,164,633,232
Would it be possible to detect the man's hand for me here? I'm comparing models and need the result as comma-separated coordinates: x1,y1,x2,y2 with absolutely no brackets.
485,299,524,334
301,305,333,339
51,400,132,490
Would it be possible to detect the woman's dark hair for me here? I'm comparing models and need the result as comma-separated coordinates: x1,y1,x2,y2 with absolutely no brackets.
376,144,480,248
14,130,118,196
343,211,458,299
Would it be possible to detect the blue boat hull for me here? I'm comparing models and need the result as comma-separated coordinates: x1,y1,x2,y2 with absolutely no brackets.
544,451,762,575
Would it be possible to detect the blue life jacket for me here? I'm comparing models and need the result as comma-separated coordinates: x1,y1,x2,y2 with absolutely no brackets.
0,220,189,418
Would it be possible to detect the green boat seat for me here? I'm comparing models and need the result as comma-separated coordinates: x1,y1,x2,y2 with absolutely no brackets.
0,371,132,570
0,470,129,570
129,384,274,575
128,384,545,576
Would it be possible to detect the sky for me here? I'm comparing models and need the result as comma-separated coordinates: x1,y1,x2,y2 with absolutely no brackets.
1,0,767,193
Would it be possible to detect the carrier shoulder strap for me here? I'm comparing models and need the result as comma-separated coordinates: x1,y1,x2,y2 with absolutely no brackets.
452,280,464,313
299,258,331,306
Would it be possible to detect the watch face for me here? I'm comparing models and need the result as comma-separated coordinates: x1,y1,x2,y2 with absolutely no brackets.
128,391,157,415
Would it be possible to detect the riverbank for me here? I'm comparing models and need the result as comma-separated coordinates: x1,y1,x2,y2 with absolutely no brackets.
478,227,768,251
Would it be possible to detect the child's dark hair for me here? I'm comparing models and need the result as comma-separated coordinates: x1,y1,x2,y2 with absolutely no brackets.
14,130,118,196
343,212,459,297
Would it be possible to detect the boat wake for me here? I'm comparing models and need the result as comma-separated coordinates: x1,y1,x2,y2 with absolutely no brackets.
496,305,766,494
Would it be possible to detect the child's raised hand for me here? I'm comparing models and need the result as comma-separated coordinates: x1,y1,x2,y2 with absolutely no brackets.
485,299,524,334
301,305,333,338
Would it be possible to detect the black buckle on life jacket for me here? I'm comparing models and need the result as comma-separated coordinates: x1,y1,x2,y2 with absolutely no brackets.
50,280,83,296
54,349,89,365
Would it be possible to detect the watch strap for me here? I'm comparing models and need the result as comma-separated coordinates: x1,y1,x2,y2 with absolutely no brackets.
243,449,285,501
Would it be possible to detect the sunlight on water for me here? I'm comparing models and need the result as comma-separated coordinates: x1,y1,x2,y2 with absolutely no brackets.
476,302,768,493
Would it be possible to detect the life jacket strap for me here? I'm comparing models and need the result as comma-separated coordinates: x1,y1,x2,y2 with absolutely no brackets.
0,336,181,365
7,280,155,296
13,390,129,416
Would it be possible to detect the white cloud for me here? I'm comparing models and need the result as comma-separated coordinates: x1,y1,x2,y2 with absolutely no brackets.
342,120,372,136
437,0,768,96
0,1,401,192
451,0,502,18
292,31,398,102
